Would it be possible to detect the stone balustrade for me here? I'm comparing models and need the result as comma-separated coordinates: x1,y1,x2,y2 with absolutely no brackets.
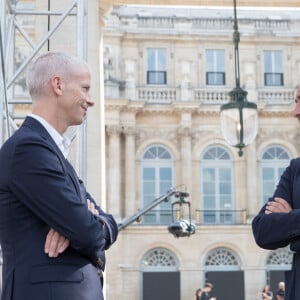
137,87,178,103
105,85,295,106
194,88,231,104
258,88,295,105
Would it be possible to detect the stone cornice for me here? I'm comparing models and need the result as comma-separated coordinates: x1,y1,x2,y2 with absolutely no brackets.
111,0,300,8
258,107,294,118
100,1,300,21
105,99,295,118
105,99,129,111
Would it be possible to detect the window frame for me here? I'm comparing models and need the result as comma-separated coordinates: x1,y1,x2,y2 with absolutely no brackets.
205,49,226,86
263,50,284,86
260,145,291,205
141,145,174,224
146,48,167,85
200,146,234,224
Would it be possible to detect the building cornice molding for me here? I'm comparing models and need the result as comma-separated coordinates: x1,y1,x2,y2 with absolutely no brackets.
110,0,300,8
258,108,294,118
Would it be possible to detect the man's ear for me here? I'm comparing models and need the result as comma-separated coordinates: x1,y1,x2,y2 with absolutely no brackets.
51,76,63,96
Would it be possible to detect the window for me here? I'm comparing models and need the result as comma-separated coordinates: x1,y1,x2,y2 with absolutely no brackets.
201,146,234,224
147,48,167,85
261,146,291,204
266,248,293,268
206,49,225,85
205,247,240,270
141,145,174,224
266,247,292,299
141,248,178,271
141,248,180,300
264,51,284,86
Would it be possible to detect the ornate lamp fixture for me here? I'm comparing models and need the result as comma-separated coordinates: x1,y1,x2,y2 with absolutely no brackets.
220,0,258,157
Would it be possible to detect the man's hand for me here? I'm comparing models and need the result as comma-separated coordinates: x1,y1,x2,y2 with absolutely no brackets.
265,197,292,214
44,200,100,258
44,228,70,258
87,199,99,216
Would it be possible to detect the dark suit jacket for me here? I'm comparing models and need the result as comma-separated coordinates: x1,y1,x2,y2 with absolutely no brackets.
0,117,118,300
252,157,300,300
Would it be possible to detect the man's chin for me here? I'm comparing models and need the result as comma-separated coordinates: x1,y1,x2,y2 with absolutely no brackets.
72,118,86,126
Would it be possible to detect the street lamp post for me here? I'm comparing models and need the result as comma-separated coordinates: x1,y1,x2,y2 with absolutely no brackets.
220,0,258,157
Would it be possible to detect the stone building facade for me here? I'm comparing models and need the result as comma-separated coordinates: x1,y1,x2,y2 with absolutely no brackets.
103,5,300,300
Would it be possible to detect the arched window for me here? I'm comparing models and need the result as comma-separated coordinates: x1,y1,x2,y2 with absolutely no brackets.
266,248,293,269
260,145,291,204
141,145,174,224
205,247,240,271
204,247,244,298
141,247,179,272
266,248,292,293
201,146,234,224
141,248,180,300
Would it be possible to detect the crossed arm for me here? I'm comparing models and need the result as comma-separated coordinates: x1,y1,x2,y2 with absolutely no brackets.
265,197,292,214
47,197,292,257
45,199,100,257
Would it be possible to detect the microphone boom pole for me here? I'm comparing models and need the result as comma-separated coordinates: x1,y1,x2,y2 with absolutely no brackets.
118,187,187,231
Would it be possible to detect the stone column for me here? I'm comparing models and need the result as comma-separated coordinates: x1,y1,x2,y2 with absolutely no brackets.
246,140,258,221
123,126,137,218
124,59,136,100
107,125,121,219
244,266,266,300
178,126,192,196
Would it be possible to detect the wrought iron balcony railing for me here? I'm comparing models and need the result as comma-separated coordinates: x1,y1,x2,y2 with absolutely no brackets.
134,209,247,226
195,209,247,225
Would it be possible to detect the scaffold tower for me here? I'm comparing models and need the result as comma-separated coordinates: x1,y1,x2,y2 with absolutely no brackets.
0,0,89,180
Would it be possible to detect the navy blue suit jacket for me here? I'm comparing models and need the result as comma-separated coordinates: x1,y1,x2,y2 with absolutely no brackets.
252,157,300,299
0,117,118,300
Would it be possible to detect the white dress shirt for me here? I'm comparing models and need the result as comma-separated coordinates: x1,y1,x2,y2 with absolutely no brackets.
28,114,71,158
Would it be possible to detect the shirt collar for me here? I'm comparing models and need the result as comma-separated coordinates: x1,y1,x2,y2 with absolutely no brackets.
28,113,71,158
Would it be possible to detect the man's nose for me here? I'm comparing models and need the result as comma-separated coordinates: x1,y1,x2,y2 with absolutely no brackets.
87,97,95,107
293,102,300,118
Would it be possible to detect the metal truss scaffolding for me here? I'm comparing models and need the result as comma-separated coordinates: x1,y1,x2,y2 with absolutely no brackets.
0,0,89,180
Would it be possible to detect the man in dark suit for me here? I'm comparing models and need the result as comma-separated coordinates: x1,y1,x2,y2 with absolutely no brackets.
0,52,118,300
252,84,300,300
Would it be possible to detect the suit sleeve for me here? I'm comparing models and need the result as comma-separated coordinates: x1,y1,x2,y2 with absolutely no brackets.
252,158,300,250
10,137,111,267
80,183,118,249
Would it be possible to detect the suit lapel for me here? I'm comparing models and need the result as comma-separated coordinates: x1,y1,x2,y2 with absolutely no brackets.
64,159,84,202
22,117,83,201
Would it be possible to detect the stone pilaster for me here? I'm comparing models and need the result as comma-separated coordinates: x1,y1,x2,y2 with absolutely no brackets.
245,141,258,220
106,125,122,219
123,126,137,218
178,126,192,195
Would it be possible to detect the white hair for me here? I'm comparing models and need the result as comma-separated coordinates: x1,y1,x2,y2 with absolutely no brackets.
26,52,89,100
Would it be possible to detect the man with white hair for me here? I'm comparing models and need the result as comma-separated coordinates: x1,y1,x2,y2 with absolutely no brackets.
0,52,118,300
